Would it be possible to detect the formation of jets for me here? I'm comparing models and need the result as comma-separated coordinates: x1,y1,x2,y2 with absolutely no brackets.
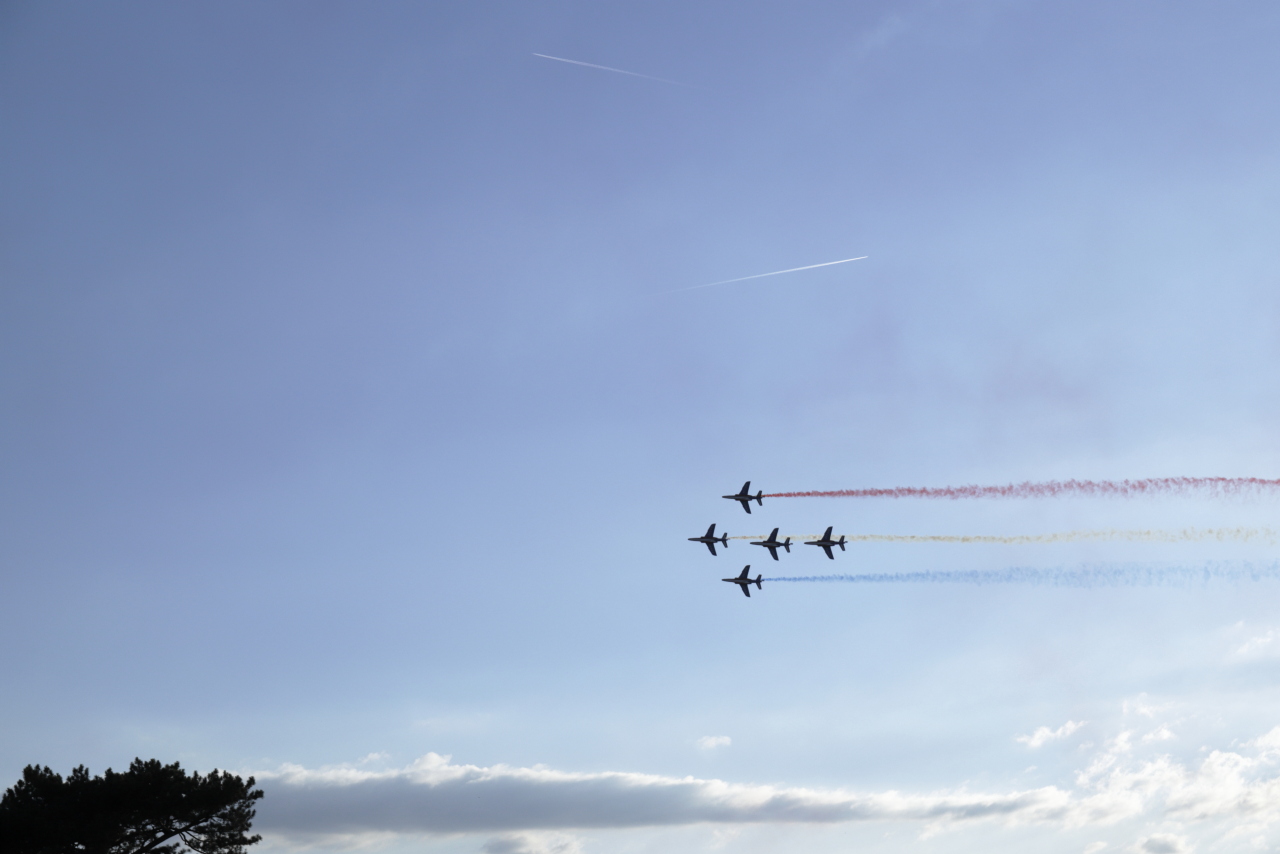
695,482,850,598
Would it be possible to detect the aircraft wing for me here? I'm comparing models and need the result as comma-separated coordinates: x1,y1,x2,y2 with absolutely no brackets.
741,584,751,597
821,545,834,559
742,500,752,514
766,546,779,560
705,542,717,556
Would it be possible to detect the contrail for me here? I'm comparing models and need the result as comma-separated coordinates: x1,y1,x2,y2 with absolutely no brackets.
729,527,1277,545
763,562,1280,588
671,256,869,293
532,53,686,86
765,477,1280,500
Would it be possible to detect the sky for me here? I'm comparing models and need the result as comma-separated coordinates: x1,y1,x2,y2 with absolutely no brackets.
4,2,1280,852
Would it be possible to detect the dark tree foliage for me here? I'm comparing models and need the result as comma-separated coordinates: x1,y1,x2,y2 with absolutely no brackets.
0,759,263,854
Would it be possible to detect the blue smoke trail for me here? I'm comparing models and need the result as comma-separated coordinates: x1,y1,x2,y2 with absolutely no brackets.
764,562,1280,588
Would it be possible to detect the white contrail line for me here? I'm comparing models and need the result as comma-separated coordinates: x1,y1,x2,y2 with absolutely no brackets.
671,256,869,293
532,53,686,86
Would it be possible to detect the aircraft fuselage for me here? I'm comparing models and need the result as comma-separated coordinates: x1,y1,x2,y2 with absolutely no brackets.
749,528,791,560
723,565,763,597
804,527,846,559
723,481,764,513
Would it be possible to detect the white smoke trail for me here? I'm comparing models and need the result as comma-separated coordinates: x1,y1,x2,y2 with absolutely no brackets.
729,527,1277,545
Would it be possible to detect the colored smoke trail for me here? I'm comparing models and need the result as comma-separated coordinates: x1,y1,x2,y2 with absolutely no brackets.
729,527,1277,545
764,477,1280,500
763,562,1280,587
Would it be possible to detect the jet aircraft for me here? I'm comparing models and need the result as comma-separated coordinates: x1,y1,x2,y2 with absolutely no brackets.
723,565,763,597
804,526,847,559
688,523,729,556
723,481,764,514
750,528,791,560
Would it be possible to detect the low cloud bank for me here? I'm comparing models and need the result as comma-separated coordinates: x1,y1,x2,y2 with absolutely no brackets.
254,725,1280,838
255,753,1068,834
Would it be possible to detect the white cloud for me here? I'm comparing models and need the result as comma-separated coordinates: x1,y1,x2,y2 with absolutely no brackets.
1251,725,1280,757
1018,721,1087,749
697,736,731,750
250,725,1280,843
1142,727,1176,744
1083,843,1108,854
1123,695,1169,719
1233,628,1280,660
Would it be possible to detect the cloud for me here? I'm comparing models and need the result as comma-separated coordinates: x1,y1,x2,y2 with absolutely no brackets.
1123,695,1169,719
481,832,582,854
1232,628,1280,659
1136,833,1191,854
1018,721,1087,749
253,726,1280,842
697,736,731,750
254,752,1077,836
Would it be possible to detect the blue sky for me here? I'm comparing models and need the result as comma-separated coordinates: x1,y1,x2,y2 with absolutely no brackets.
4,2,1280,852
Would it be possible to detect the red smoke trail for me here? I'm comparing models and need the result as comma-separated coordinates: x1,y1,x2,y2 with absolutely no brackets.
764,477,1280,500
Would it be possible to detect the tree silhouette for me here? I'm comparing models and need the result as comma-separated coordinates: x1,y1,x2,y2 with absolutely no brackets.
0,759,263,854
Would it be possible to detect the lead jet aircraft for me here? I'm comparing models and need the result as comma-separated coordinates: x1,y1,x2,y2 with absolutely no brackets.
804,526,847,560
688,523,729,556
723,481,764,514
723,565,763,597
750,528,791,560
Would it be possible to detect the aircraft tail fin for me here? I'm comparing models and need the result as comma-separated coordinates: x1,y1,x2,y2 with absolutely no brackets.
754,575,763,589
838,536,846,551
755,491,764,506
783,538,791,552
